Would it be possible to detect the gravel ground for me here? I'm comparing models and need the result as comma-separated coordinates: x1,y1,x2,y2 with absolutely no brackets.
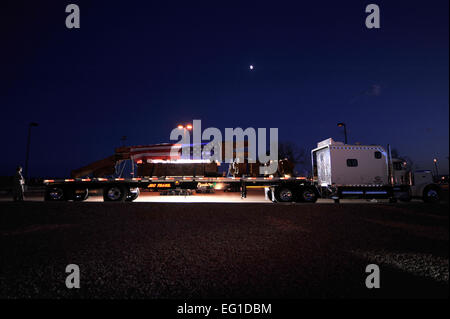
0,201,448,299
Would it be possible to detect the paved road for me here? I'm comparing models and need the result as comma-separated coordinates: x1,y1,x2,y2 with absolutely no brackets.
0,200,448,298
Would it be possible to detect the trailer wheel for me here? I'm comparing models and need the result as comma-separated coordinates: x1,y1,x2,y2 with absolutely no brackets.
423,185,440,203
103,185,127,202
275,186,295,202
298,187,318,203
45,187,66,201
126,187,140,202
71,188,89,202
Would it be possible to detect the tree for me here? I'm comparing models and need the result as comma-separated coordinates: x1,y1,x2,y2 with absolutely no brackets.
278,142,309,176
390,148,416,171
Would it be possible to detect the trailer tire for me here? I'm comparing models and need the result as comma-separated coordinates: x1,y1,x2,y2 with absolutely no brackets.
423,185,440,203
103,185,127,202
71,188,89,202
298,187,318,203
126,187,140,202
274,186,296,202
45,187,66,201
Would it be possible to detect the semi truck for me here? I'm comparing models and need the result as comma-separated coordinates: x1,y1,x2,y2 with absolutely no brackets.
43,138,441,203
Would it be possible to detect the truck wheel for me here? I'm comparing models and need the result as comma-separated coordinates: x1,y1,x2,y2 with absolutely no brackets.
423,186,440,203
275,186,295,202
126,187,140,202
45,187,66,201
298,187,318,203
103,185,127,202
72,188,89,202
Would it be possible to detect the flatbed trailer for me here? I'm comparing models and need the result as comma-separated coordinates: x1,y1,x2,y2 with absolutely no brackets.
43,176,324,203
42,176,405,203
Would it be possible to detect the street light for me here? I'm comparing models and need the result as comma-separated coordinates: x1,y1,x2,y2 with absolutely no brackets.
177,123,192,130
25,122,39,180
337,122,348,144
177,123,193,160
433,158,439,177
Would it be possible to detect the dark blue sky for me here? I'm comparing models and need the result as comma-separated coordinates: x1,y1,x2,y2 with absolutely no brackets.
1,0,448,177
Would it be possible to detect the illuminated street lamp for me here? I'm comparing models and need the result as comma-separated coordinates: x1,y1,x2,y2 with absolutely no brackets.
337,122,348,144
177,123,193,159
177,123,192,130
25,122,39,180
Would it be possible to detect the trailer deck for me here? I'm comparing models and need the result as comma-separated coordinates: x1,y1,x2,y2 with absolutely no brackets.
43,176,317,203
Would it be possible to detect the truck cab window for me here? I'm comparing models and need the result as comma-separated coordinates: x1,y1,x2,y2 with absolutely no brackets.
374,151,382,159
346,159,358,167
393,162,403,170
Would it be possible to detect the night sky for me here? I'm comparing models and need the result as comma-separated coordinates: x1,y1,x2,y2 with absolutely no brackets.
1,0,448,177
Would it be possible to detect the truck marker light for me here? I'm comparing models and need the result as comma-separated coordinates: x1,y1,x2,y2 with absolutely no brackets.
82,179,91,182
65,179,75,182
97,178,108,181
115,178,125,181
44,179,55,183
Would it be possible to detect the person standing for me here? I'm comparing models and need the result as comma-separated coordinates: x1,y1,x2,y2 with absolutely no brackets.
13,166,25,201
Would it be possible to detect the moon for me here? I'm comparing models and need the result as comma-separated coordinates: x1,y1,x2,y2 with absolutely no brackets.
249,65,254,70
